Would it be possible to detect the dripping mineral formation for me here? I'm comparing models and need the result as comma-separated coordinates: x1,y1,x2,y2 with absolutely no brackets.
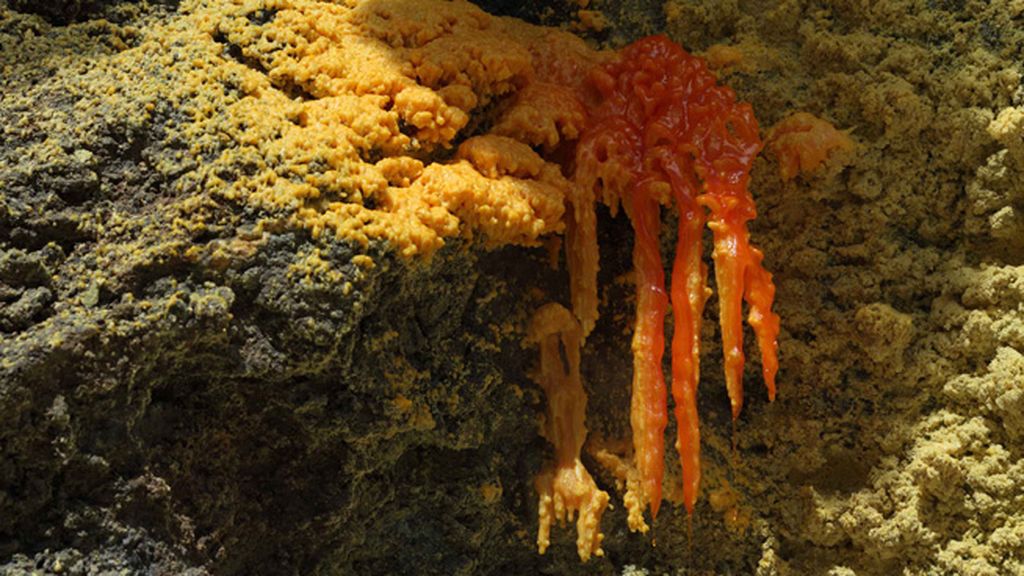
515,32,780,557
558,34,781,543
142,0,779,561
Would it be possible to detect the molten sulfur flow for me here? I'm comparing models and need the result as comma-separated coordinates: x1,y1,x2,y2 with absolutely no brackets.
569,35,780,523
528,34,779,560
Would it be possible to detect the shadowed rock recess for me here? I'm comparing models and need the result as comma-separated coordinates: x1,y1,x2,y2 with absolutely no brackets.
2,0,1024,575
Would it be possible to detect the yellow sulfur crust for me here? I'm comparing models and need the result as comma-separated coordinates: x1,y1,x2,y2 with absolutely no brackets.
201,0,609,258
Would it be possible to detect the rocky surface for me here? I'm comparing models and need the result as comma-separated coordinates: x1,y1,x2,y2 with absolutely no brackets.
2,0,1024,575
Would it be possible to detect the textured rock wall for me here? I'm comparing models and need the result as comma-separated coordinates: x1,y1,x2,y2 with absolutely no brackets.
2,0,1024,575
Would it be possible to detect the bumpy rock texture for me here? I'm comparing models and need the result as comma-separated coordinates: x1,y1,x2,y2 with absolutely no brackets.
1,0,1023,575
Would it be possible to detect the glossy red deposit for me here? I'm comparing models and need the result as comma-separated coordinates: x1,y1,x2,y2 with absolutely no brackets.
574,35,780,522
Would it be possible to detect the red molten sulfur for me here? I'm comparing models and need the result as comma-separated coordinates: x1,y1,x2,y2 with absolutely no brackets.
574,35,780,521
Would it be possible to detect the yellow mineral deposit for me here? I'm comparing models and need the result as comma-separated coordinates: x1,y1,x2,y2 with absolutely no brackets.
192,0,791,560
527,303,609,562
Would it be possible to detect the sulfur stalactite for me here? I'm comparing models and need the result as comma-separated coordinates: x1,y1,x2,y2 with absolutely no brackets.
527,303,610,562
564,35,781,526
524,33,779,554
445,29,782,550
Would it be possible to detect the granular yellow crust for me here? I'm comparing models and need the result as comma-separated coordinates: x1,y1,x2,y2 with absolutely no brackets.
492,83,589,151
195,0,609,259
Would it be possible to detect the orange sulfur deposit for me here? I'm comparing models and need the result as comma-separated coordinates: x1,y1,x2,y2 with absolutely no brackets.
527,303,610,561
206,0,778,560
570,35,781,525
527,35,780,554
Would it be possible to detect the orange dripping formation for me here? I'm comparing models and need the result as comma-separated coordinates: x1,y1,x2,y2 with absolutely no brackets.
527,303,610,562
571,35,780,521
